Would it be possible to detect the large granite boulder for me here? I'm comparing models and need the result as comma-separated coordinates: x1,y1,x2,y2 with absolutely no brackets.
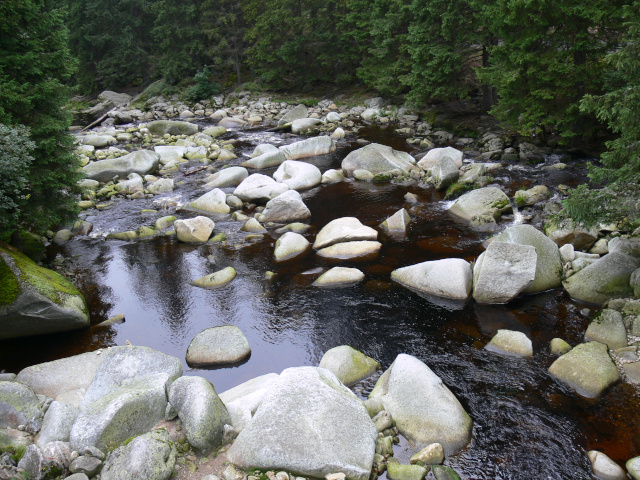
101,429,177,480
548,341,620,398
233,174,289,202
313,217,378,250
280,136,336,160
190,188,231,214
185,325,251,367
0,244,89,340
273,161,322,191
83,151,159,183
369,354,472,456
35,400,78,448
147,120,198,136
219,374,279,432
16,351,106,407
168,376,230,454
544,219,598,250
584,309,627,350
274,232,311,263
448,187,511,222
391,259,473,301
70,346,182,452
493,224,563,293
204,167,248,188
258,190,311,223
318,346,380,386
341,143,416,177
417,147,464,169
174,216,215,243
473,242,537,303
608,237,640,258
0,381,43,433
429,156,459,191
563,252,640,305
226,367,377,480
278,104,308,126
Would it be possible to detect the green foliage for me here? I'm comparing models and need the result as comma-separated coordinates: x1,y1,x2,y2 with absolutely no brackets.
183,66,222,103
0,125,35,232
445,182,476,199
0,254,21,307
0,0,83,235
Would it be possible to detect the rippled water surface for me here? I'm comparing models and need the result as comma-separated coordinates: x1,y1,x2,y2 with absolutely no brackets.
1,124,639,480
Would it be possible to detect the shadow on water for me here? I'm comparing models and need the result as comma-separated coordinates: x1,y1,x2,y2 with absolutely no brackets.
0,124,636,479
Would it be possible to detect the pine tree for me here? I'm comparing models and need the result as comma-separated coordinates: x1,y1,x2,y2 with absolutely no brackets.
0,0,83,234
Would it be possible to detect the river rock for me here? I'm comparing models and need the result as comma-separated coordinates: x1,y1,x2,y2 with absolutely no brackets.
186,325,250,367
321,169,345,184
278,104,308,126
79,135,117,148
318,346,379,386
202,126,227,138
627,456,640,480
100,429,176,480
548,341,620,398
291,118,322,134
70,455,102,477
250,144,279,157
18,442,71,480
430,156,460,190
563,252,640,305
218,117,247,128
386,463,428,480
544,219,598,250
98,91,131,106
280,136,336,160
342,143,416,177
550,338,572,356
473,242,537,304
204,167,248,189
410,443,444,465
312,267,365,288
191,266,237,289
233,174,289,202
313,217,378,249
584,309,627,350
190,188,231,214
391,259,473,301
168,376,230,454
431,465,462,480
147,120,198,136
369,354,472,455
147,178,174,194
514,185,550,206
274,232,311,263
361,108,379,121
485,329,533,357
241,218,268,233
0,244,90,340
154,146,185,165
380,208,411,235
70,346,182,451
242,149,287,169
174,216,215,243
115,174,144,194
316,241,382,262
273,160,322,191
587,451,626,480
16,351,106,407
493,224,563,293
0,381,43,433
226,366,377,480
219,373,279,432
83,150,159,183
417,147,464,169
35,401,78,448
448,187,511,222
259,190,311,223
608,237,640,258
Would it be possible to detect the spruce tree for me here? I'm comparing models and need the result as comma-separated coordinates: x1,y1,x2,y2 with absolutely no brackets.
0,0,83,235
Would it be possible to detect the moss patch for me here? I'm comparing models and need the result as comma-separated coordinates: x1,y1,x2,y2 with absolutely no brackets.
0,255,21,307
445,182,476,200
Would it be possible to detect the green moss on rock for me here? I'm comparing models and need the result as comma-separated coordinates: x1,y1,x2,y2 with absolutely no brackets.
0,255,21,307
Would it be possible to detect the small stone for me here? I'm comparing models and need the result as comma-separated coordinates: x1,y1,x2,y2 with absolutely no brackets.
70,455,103,477
485,329,533,357
386,463,428,480
587,450,626,480
431,465,462,480
626,456,640,480
550,338,572,356
410,443,444,466
191,266,237,289
325,474,345,480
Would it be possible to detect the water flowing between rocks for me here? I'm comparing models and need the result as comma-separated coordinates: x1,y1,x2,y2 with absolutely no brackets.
1,123,639,480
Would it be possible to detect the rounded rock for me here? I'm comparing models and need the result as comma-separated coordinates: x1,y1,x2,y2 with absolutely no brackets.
186,325,251,367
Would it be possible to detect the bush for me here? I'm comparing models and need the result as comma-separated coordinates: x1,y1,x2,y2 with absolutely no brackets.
184,66,222,103
0,124,35,232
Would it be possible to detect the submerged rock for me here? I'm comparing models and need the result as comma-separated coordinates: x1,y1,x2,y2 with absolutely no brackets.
548,341,620,398
391,259,472,301
186,325,251,367
318,345,380,386
226,366,377,480
0,244,90,340
191,266,237,289
485,329,533,357
369,354,472,455
342,143,416,177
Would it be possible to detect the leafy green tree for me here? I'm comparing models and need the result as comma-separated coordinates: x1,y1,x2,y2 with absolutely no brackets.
0,0,83,235
68,0,155,91
563,1,640,225
0,125,35,232
356,0,412,97
479,0,623,140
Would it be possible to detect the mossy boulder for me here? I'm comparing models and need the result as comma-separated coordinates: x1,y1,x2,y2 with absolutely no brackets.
0,244,89,340
147,120,198,136
0,381,43,433
319,345,380,386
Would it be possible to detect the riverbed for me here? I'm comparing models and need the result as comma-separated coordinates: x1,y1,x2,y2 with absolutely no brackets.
1,123,638,479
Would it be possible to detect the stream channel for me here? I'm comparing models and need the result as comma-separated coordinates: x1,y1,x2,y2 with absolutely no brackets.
1,123,639,479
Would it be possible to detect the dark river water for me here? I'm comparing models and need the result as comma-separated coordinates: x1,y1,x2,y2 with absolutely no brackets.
1,124,639,479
